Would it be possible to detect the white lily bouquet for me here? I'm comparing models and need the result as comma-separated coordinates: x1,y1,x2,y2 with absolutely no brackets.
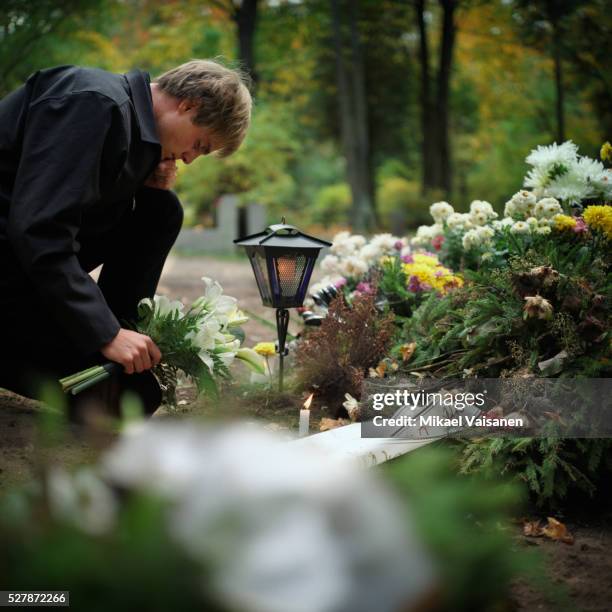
59,277,265,406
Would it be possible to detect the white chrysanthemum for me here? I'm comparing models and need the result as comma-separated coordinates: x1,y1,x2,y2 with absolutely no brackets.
469,211,488,226
526,217,539,228
429,201,454,223
535,226,552,235
475,226,494,240
505,190,537,218
102,422,435,612
349,234,367,249
469,200,497,219
359,243,381,265
332,230,351,243
445,212,466,229
320,254,340,275
544,156,611,203
400,245,412,257
410,224,438,247
524,166,551,194
331,232,359,257
462,229,481,250
341,256,369,279
533,197,562,219
510,221,530,234
500,217,514,227
525,141,579,172
370,233,400,254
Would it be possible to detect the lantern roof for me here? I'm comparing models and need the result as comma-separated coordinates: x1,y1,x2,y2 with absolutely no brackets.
234,223,332,249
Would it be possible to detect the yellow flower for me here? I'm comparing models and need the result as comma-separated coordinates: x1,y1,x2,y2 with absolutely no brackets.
253,342,276,357
411,253,440,267
553,214,577,231
583,205,612,239
403,262,463,294
601,142,612,163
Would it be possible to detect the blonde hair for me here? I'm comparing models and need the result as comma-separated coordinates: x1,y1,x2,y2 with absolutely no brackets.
154,59,252,158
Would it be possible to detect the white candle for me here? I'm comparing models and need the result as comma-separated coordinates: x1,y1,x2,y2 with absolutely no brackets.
299,393,314,438
299,409,310,438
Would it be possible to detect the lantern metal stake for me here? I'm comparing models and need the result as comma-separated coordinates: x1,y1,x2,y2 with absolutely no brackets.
234,220,331,391
276,308,290,391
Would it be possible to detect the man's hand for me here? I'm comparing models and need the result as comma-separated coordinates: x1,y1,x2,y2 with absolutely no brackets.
101,329,162,374
143,158,178,190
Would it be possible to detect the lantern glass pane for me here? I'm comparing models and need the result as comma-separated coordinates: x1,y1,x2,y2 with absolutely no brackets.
272,253,307,301
251,250,272,305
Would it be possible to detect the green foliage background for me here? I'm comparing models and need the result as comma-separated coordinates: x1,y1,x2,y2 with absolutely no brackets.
1,0,608,231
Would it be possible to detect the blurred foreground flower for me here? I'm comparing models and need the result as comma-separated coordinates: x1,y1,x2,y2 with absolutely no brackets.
101,422,435,612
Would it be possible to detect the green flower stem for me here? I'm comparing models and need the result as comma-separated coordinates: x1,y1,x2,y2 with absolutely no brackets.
59,365,105,390
70,370,111,395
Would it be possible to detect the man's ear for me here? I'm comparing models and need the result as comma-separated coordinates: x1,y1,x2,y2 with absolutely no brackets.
177,98,195,114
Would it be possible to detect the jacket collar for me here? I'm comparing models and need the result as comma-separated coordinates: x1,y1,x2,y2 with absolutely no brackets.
124,69,160,146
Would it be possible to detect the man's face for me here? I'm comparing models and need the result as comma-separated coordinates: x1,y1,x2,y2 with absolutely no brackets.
155,99,222,164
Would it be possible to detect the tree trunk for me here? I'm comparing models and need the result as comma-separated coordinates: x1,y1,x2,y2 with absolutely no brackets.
550,17,565,142
436,0,456,196
415,0,437,193
234,0,259,87
330,0,375,232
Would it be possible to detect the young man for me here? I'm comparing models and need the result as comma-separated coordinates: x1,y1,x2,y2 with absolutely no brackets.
0,60,252,419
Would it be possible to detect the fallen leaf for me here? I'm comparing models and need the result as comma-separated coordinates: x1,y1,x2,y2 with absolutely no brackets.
319,418,350,432
399,342,416,362
542,517,574,545
523,520,543,537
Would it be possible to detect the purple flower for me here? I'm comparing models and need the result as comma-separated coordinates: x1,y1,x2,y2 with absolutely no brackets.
401,254,414,264
394,240,404,251
407,276,421,292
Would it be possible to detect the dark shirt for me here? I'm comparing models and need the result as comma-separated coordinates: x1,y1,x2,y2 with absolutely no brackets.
0,66,161,354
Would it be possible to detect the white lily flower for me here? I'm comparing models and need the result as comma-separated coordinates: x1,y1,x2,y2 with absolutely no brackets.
141,294,184,318
187,318,223,353
194,277,238,316
226,307,249,328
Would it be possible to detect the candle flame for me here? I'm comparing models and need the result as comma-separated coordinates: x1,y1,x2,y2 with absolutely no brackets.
303,393,314,410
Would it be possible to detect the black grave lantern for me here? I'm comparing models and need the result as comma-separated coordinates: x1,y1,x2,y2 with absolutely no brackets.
234,221,331,390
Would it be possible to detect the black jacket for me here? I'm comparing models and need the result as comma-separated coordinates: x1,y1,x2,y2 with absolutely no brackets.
0,66,161,354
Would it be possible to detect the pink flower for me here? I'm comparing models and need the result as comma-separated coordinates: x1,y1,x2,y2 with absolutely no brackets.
394,240,404,251
572,218,587,234
431,235,445,251
356,281,374,294
334,277,348,288
401,254,414,264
